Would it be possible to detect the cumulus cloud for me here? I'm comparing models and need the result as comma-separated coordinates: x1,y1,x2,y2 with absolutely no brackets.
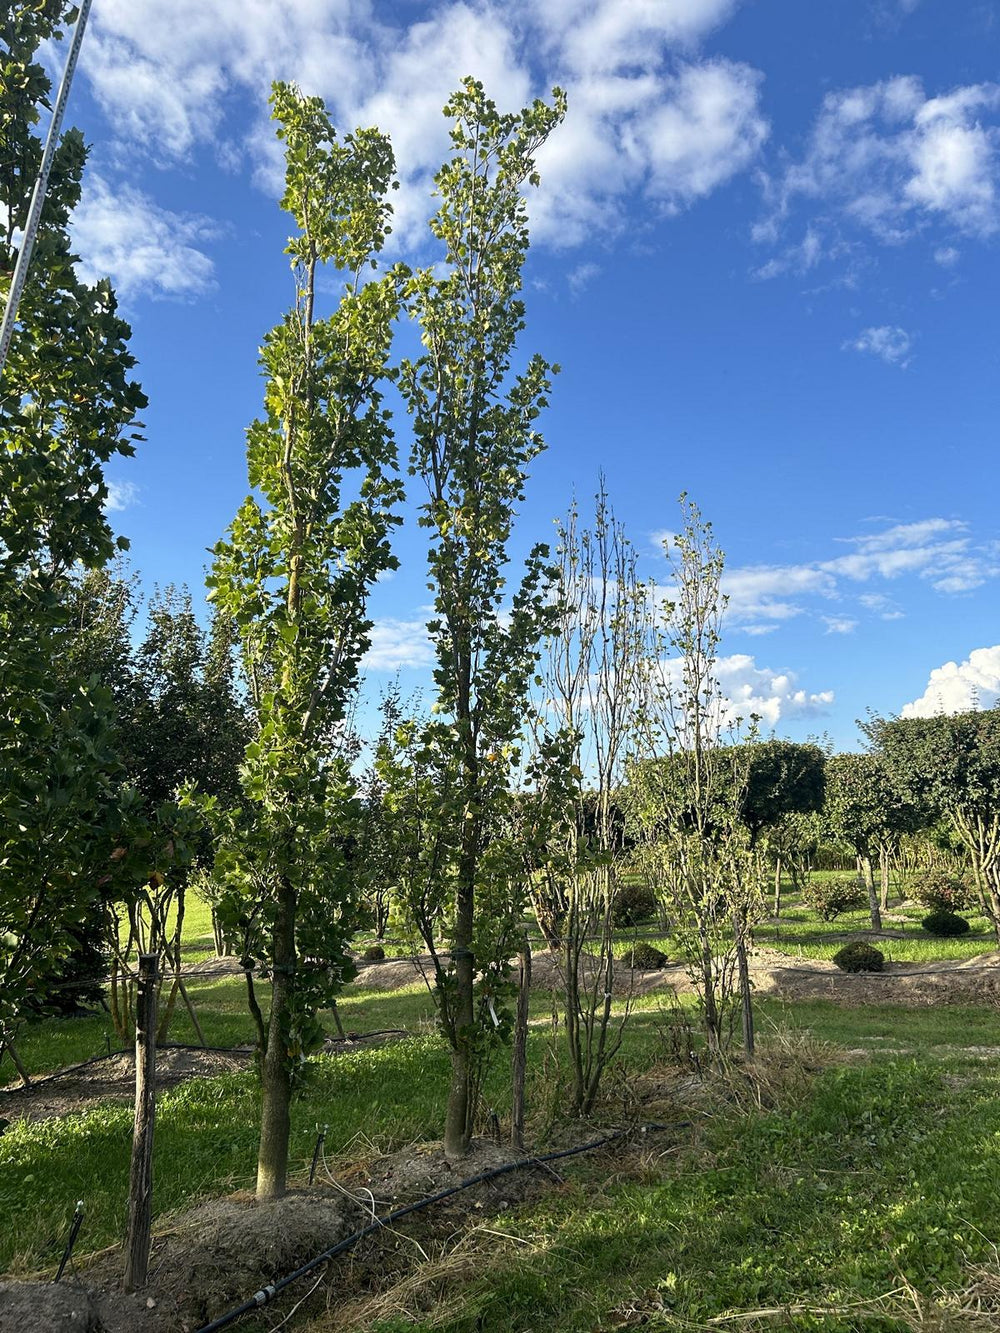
844,324,913,366
362,618,434,671
72,175,219,300
901,645,1000,717
80,0,766,254
656,652,834,729
757,75,1000,262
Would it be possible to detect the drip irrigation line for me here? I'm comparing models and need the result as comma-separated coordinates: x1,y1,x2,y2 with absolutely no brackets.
194,1121,681,1333
0,1050,117,1095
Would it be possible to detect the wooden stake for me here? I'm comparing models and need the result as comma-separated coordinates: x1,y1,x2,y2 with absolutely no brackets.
124,953,158,1292
511,933,531,1150
0,1040,32,1088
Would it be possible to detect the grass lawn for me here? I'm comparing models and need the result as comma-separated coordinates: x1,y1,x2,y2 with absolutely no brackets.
350,1053,1000,1333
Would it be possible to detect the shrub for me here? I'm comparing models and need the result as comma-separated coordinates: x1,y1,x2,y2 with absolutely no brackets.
622,941,667,970
361,944,385,962
911,869,972,913
921,910,971,938
832,941,885,973
802,877,866,921
612,881,658,928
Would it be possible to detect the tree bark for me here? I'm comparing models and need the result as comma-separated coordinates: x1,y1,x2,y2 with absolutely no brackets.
511,934,531,1150
124,953,158,1292
256,877,296,1199
861,855,882,932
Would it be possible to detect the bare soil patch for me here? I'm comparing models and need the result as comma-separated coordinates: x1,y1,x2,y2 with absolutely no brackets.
0,1047,252,1125
349,946,1000,1008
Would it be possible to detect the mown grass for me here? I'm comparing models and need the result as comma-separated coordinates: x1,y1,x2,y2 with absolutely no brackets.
356,1056,1000,1333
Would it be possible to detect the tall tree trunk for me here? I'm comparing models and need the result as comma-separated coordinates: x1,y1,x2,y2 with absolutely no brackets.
861,855,882,932
879,845,891,913
444,848,476,1157
772,856,782,919
256,877,296,1199
733,906,754,1057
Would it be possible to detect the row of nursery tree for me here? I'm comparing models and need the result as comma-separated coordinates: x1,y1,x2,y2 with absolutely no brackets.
4,2,1000,1210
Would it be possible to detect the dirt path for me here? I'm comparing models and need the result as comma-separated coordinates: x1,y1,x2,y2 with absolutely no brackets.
350,946,1000,1006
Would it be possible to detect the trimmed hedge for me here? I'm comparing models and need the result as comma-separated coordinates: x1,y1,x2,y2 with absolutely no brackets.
921,910,971,938
613,881,658,928
623,941,667,970
832,941,885,973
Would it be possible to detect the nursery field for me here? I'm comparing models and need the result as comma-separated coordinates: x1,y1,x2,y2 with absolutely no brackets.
3,877,1000,1331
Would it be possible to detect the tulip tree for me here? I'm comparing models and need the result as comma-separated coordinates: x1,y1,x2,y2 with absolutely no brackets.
394,78,566,1157
0,1,146,1051
206,84,402,1199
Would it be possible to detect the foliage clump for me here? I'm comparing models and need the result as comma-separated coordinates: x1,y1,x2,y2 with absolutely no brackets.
622,941,667,970
832,941,885,973
361,944,386,962
911,869,972,913
921,910,971,938
612,881,658,928
802,877,867,921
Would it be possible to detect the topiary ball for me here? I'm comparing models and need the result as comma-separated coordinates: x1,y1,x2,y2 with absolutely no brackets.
832,941,885,973
361,944,386,962
623,941,667,970
921,910,971,938
612,882,659,928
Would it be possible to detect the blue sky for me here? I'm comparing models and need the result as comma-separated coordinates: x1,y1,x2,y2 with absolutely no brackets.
50,0,1000,747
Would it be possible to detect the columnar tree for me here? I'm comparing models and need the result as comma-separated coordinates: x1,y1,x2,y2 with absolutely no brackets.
395,78,566,1157
540,484,654,1114
207,84,402,1199
0,2,146,1049
631,499,765,1057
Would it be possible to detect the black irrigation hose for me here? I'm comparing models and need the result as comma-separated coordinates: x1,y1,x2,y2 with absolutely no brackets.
0,1050,118,1095
194,1122,680,1333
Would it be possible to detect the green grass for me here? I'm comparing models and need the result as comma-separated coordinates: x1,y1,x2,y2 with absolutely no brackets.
0,999,678,1276
362,1056,1000,1333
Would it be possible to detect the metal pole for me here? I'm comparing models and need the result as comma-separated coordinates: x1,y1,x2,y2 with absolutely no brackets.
0,0,94,379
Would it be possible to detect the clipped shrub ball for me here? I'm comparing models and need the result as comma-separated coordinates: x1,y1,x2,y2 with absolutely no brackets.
832,941,885,973
361,944,386,962
623,941,667,970
911,869,972,913
612,881,658,928
921,909,971,938
802,877,867,922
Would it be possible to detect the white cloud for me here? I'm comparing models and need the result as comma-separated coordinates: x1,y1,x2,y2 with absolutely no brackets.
822,518,997,591
103,479,140,513
568,261,601,294
844,324,913,366
759,75,1000,258
901,645,1000,717
81,0,764,255
362,618,433,671
72,175,218,300
715,516,996,633
714,655,834,727
859,592,905,619
654,651,834,731
934,245,960,266
721,563,836,625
